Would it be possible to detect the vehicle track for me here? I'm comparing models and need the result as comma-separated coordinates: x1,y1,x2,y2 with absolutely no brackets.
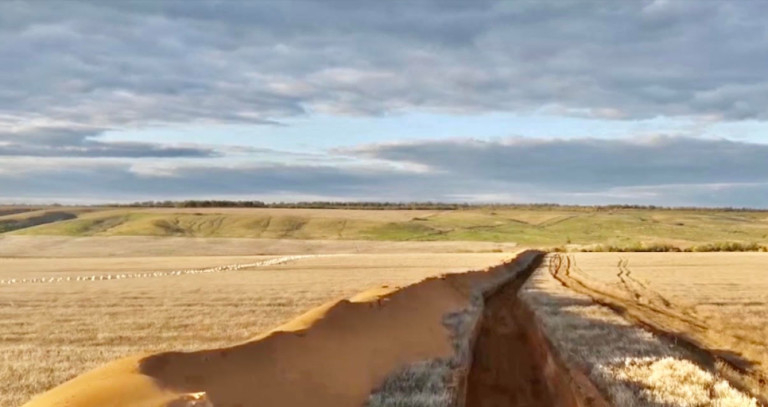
548,253,768,405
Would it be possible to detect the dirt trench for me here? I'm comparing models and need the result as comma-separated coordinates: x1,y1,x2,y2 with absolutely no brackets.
465,262,604,407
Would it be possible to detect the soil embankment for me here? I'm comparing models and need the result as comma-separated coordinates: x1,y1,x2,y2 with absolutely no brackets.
23,251,549,407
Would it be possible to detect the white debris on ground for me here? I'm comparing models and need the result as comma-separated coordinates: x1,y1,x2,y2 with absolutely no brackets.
0,255,316,285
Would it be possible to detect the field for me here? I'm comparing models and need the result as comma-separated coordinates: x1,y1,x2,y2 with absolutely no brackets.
4,206,768,406
0,251,510,406
566,252,768,356
526,252,768,405
3,206,768,247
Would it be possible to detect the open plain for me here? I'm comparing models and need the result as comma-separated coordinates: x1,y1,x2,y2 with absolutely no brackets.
2,206,768,406
537,252,768,405
0,250,511,406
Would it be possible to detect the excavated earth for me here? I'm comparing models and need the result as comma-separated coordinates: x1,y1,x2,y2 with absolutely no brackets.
465,257,608,407
465,262,556,406
23,250,607,407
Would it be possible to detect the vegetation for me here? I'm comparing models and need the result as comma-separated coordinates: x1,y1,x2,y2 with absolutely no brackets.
0,211,79,233
543,252,768,403
574,242,767,253
0,253,506,406
687,241,766,252
106,200,768,212
5,206,768,249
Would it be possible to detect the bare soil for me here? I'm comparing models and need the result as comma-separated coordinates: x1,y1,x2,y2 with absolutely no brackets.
465,256,557,407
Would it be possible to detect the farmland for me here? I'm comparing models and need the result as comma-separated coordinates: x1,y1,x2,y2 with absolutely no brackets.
529,252,768,405
0,251,511,406
3,205,768,247
3,206,768,406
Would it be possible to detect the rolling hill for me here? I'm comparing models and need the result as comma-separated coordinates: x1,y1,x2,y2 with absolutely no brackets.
4,206,768,247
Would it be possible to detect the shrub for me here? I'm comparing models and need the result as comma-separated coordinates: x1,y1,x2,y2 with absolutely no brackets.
572,241,766,253
686,242,765,252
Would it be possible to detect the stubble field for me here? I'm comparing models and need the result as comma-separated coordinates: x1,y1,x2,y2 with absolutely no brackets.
0,251,510,406
535,252,768,405
3,206,768,406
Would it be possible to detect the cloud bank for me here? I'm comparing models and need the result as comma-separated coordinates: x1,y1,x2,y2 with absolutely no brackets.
3,0,768,135
2,1,768,205
3,137,768,208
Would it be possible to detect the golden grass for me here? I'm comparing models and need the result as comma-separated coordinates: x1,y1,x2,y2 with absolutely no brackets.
520,256,761,406
0,235,518,258
603,357,757,407
0,252,509,406
568,252,768,377
0,256,277,280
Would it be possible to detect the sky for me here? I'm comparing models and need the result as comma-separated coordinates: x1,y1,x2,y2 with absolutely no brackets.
2,0,768,207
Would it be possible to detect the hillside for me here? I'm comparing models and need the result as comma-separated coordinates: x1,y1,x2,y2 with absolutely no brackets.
4,206,768,247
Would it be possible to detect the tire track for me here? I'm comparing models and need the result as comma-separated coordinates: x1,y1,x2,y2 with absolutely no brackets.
547,253,768,405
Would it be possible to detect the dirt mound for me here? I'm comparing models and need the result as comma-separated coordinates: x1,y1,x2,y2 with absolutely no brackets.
23,251,550,407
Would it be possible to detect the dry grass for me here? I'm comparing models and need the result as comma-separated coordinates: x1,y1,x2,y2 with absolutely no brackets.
520,256,761,406
602,357,757,407
568,252,768,380
0,256,278,280
0,235,518,257
0,252,509,406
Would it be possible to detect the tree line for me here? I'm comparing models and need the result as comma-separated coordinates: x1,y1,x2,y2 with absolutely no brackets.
99,200,768,212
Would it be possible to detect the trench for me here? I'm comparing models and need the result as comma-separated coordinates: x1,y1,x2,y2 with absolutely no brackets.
465,257,594,407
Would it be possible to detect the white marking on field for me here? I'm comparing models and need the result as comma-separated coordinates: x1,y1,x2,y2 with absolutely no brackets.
0,255,320,286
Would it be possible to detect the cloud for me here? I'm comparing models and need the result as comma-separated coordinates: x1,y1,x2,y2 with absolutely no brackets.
0,127,216,157
2,136,768,207
2,0,768,136
0,160,438,202
3,2,768,206
344,136,768,191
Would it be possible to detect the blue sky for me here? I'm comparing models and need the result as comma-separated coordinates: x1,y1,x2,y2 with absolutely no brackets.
102,113,768,153
2,1,768,206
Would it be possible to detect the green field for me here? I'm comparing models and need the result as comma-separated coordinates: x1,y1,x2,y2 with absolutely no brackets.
3,206,767,247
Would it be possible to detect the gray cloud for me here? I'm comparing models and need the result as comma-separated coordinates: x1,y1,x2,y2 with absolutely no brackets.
0,127,216,158
3,136,768,208
4,1,768,206
3,0,768,135
345,136,768,191
0,161,439,202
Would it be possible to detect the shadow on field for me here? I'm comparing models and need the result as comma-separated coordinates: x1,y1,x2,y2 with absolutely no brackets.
525,283,763,406
512,286,752,407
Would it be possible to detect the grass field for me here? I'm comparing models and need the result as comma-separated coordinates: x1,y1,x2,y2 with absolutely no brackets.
532,252,768,405
0,252,510,406
0,235,519,258
568,252,768,350
3,206,768,247
4,206,768,405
